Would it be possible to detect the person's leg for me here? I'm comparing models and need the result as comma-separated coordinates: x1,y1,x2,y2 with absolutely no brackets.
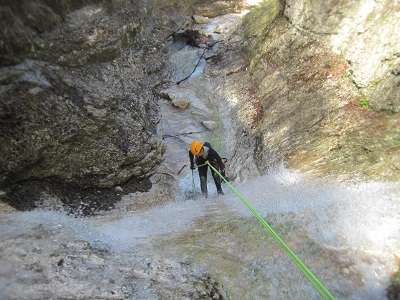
198,164,208,198
211,167,223,195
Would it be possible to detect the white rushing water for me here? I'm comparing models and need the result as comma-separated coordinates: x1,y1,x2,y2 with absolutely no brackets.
8,166,400,257
1,166,399,298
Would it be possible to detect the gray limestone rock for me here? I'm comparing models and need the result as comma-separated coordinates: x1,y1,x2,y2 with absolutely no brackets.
0,60,163,190
239,0,400,180
201,120,218,130
0,0,172,210
192,15,209,24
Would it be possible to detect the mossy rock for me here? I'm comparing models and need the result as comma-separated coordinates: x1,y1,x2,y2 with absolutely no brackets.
387,267,400,300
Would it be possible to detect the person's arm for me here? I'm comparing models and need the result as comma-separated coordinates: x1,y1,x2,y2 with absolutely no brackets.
208,148,229,180
208,148,225,170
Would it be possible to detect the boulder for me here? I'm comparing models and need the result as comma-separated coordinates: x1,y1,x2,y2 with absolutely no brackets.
114,186,123,192
192,15,209,24
201,120,218,130
172,98,191,109
213,25,225,34
159,86,197,110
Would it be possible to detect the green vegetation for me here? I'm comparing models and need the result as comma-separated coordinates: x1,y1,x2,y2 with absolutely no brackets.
387,265,400,300
359,97,369,109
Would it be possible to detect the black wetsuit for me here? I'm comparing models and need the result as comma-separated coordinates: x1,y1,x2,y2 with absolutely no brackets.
189,142,225,197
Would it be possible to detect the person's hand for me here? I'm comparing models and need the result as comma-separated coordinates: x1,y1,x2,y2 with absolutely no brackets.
220,168,229,182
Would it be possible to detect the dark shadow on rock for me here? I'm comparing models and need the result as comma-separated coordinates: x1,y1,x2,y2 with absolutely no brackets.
3,176,151,216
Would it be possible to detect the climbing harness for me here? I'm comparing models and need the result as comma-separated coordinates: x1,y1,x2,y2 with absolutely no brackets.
206,161,336,300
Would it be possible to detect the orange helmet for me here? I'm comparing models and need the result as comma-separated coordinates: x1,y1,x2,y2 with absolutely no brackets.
190,140,204,155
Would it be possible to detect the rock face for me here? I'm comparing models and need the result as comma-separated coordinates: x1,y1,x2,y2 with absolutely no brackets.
0,0,175,210
0,0,244,211
0,213,226,299
238,0,400,181
0,60,163,189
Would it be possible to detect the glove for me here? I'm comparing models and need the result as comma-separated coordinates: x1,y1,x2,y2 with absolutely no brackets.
220,168,230,182
221,169,226,178
190,164,195,170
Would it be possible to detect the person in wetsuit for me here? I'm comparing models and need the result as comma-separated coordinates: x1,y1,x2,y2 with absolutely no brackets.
189,140,226,197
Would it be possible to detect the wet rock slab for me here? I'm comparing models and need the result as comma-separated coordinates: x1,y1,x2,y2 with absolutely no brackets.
0,212,226,299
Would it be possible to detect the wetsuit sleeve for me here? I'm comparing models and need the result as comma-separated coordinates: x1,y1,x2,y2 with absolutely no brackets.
208,148,225,170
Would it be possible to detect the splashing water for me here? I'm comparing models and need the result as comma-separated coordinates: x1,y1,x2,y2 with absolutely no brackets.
221,167,400,254
1,166,399,298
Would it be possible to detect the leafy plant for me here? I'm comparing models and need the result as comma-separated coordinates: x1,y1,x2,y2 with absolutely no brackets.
359,97,369,109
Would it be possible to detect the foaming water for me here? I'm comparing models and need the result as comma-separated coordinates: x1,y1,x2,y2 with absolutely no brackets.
2,167,399,255
0,202,207,252
0,210,107,246
219,167,400,254
91,199,208,251
1,167,399,298
215,167,399,299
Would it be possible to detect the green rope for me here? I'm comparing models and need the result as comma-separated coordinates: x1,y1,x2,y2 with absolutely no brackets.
206,162,336,300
